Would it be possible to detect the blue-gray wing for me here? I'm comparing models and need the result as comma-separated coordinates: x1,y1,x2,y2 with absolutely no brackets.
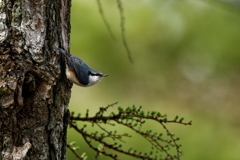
71,55,90,86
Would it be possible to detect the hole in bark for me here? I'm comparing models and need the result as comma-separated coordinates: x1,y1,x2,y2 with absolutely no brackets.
22,72,39,98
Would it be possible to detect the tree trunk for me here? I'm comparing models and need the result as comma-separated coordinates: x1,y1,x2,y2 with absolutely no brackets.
0,0,72,159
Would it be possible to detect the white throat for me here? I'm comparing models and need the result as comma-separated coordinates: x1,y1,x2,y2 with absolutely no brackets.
88,75,102,86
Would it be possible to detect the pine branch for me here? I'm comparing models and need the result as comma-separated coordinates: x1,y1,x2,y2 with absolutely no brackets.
68,103,191,160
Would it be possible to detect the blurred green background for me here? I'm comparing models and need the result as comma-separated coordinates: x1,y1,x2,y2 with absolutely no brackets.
66,0,240,159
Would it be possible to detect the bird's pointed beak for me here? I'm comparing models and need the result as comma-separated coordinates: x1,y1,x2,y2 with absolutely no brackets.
102,74,108,77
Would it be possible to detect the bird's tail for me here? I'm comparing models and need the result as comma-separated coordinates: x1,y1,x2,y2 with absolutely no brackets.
59,48,73,68
59,48,68,57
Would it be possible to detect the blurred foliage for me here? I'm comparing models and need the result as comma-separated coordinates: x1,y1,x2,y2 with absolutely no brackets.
67,0,240,160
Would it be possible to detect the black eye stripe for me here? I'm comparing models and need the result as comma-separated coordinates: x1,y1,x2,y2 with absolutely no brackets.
89,72,102,76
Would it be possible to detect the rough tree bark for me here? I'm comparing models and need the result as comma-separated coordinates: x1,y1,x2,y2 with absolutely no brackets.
0,0,72,159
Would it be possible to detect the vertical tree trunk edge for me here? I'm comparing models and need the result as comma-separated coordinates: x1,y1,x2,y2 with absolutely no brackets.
0,0,72,159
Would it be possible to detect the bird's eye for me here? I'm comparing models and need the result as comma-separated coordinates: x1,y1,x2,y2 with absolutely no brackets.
89,71,102,76
89,72,97,76
89,71,94,76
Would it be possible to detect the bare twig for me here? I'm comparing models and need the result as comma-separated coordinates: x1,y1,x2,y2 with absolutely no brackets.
116,0,133,63
96,0,116,41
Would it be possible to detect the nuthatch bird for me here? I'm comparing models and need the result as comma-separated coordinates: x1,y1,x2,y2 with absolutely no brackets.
59,48,108,87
